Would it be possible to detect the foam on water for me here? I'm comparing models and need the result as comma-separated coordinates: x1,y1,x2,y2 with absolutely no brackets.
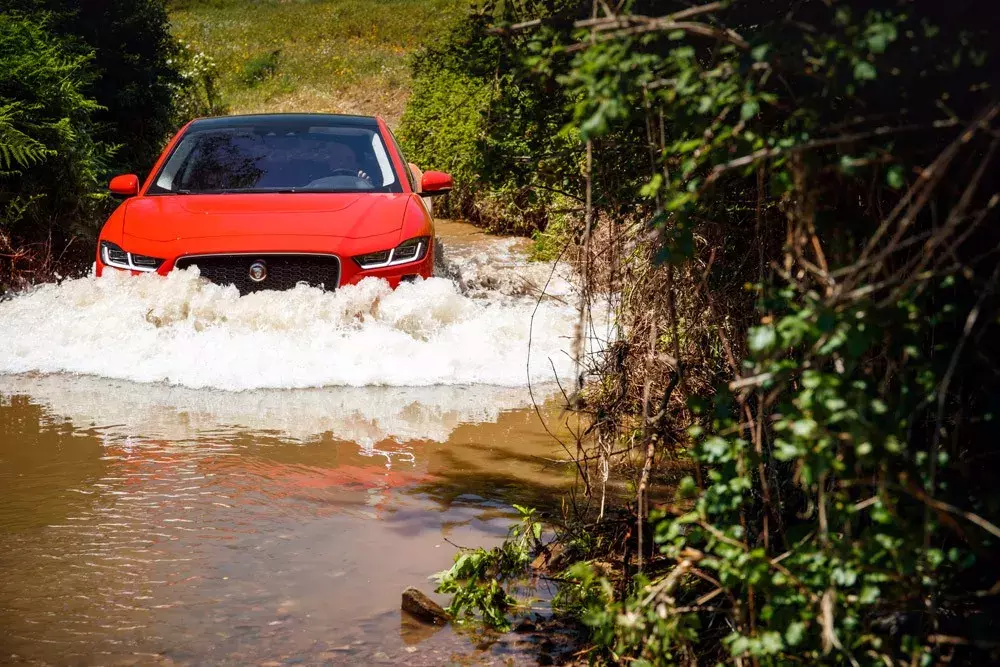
0,239,583,390
0,374,544,446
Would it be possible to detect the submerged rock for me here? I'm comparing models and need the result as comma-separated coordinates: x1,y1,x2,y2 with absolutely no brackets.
531,542,567,572
401,587,450,625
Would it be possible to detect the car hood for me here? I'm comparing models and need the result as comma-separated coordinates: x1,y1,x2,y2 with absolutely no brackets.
122,193,409,242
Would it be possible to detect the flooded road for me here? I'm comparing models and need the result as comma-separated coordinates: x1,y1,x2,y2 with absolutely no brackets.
0,223,595,665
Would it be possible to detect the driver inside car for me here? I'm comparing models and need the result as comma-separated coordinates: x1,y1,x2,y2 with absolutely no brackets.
326,141,373,185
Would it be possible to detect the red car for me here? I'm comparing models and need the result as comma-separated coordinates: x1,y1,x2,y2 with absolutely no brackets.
96,113,452,293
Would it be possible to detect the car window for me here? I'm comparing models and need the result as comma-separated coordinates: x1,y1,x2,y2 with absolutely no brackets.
384,127,416,191
149,121,402,194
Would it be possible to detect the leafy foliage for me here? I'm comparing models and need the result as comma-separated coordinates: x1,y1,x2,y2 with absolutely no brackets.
433,504,543,630
0,104,52,172
425,1,1000,664
399,0,588,233
1,1,206,289
170,39,227,121
7,0,184,174
0,13,114,233
239,49,281,88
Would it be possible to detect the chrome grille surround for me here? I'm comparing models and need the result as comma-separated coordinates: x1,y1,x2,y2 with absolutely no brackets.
173,253,341,295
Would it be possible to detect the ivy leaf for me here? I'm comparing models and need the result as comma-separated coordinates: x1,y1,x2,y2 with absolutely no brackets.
640,173,663,198
785,621,806,646
702,436,731,462
729,635,750,657
860,585,881,604
886,164,905,189
677,475,698,499
866,22,898,54
749,325,777,354
853,61,877,81
760,631,784,654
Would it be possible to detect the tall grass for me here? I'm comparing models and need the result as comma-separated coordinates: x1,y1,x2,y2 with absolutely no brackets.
169,0,467,124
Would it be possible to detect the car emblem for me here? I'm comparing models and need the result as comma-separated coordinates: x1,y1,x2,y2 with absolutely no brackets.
248,260,268,282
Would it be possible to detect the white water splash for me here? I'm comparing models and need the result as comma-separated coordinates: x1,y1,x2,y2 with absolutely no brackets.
0,374,546,446
0,236,584,391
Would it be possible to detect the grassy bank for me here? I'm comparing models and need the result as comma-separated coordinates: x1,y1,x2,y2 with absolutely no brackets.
169,0,466,125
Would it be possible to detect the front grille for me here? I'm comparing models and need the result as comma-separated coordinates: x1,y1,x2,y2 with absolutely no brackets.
174,254,340,295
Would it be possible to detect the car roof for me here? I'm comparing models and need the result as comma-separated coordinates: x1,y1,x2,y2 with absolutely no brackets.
187,113,381,130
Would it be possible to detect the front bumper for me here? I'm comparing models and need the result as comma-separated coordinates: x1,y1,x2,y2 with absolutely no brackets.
95,244,434,291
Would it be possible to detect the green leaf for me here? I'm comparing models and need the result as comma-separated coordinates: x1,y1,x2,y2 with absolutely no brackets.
866,22,899,54
702,436,732,462
729,635,750,656
775,438,802,461
740,100,759,120
677,475,698,499
785,621,806,646
854,61,877,81
860,585,880,604
886,164,905,189
760,631,784,654
749,325,777,354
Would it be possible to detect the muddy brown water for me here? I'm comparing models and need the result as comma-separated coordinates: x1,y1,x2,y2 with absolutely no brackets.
0,379,578,665
0,222,595,665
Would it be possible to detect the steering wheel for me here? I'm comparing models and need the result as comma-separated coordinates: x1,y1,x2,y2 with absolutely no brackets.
304,173,376,190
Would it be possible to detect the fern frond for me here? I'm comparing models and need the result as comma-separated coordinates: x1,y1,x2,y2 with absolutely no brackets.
0,104,53,171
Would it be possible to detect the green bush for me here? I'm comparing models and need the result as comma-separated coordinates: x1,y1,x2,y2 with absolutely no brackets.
239,49,280,88
0,1,201,289
0,13,114,234
399,1,586,234
399,67,492,219
7,0,184,174
433,505,543,630
432,1,1000,664
564,2,1000,663
170,40,227,121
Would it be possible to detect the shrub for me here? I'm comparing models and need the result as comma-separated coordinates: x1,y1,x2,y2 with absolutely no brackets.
7,0,184,175
171,40,227,121
434,505,543,630
432,1,1000,664
0,14,114,236
398,1,586,234
239,49,280,88
1,1,194,290
566,2,999,663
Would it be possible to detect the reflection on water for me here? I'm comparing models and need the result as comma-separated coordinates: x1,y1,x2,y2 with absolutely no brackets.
0,223,590,664
0,374,548,449
0,377,575,665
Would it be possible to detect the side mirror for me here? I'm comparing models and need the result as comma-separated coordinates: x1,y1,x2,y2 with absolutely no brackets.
109,174,139,197
420,170,452,196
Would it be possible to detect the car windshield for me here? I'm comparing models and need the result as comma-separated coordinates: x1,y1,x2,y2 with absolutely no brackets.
148,119,400,194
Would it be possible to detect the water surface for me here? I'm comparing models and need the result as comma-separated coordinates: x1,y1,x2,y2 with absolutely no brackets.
0,223,589,665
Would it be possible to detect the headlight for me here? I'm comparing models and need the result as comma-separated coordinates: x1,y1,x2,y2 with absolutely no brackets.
100,241,164,272
353,236,429,270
